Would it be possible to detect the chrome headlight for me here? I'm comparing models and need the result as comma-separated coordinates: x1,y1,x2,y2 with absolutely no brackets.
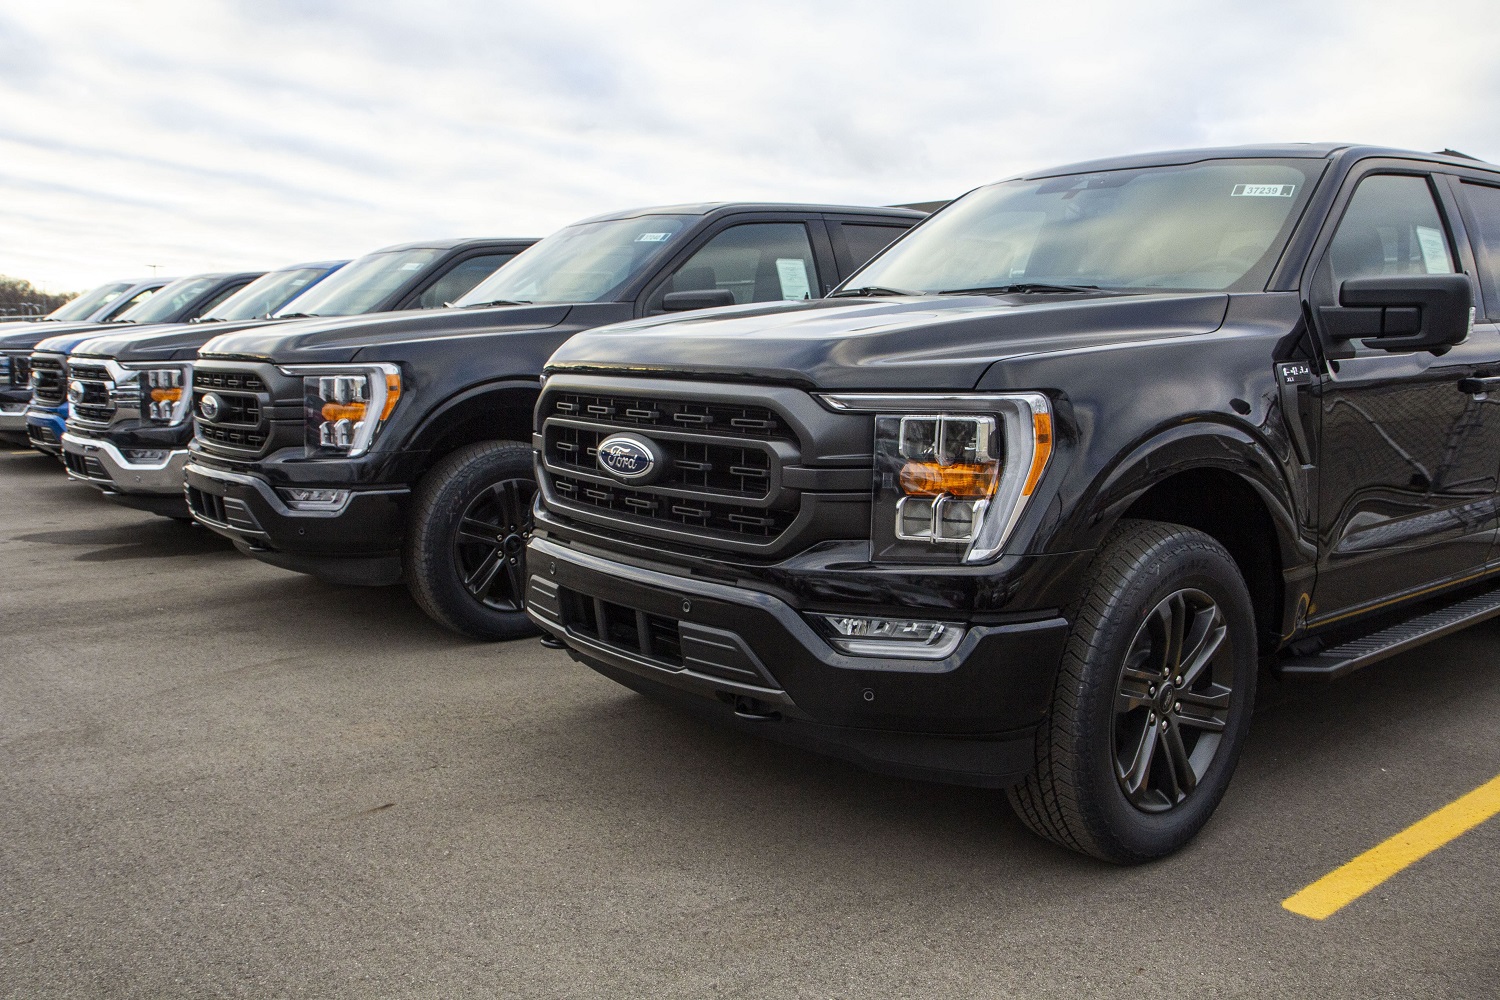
280,363,402,458
820,392,1054,564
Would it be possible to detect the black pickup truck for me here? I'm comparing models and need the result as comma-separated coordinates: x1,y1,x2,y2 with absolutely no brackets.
185,203,923,639
528,144,1500,862
57,239,532,517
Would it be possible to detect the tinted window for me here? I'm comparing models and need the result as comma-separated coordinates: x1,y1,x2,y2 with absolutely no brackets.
202,267,338,322
652,223,818,309
413,253,515,309
851,159,1317,293
115,276,221,324
456,216,694,306
47,282,132,321
274,249,440,318
839,223,909,270
1459,181,1500,319
1325,174,1454,286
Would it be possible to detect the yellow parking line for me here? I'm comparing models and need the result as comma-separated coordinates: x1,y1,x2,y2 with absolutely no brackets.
1283,773,1500,920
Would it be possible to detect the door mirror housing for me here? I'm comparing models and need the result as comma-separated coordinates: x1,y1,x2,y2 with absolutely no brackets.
1319,274,1472,354
661,289,736,312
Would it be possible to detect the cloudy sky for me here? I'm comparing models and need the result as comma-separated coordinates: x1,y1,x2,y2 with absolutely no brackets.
2,0,1498,292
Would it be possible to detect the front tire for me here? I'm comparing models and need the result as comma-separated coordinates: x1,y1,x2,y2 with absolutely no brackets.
1007,519,1257,863
404,441,540,641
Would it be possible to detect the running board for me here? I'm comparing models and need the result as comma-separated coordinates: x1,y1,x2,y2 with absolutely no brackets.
1278,587,1500,681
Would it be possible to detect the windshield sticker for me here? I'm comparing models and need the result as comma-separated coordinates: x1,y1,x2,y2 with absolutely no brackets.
776,258,812,300
1231,183,1296,198
635,232,673,243
400,262,424,270
1416,226,1452,273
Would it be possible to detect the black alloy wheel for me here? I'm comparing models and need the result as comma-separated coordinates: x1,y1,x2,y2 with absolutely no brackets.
1007,519,1256,863
453,477,536,612
1112,588,1233,812
405,440,543,641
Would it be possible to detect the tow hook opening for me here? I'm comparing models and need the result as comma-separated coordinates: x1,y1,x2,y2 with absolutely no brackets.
730,694,781,721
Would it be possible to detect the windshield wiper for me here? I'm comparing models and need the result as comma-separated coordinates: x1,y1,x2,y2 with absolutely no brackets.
938,283,1120,296
273,312,321,320
461,299,532,308
829,285,921,298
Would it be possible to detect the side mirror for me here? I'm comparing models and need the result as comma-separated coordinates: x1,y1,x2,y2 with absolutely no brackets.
661,289,736,312
1319,274,1472,353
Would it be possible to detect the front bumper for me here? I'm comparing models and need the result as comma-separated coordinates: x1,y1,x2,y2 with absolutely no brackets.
0,400,26,433
183,461,410,585
60,432,190,516
25,404,64,455
525,535,1070,788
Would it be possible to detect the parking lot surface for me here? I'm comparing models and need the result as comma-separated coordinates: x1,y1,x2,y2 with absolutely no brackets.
2,446,1497,998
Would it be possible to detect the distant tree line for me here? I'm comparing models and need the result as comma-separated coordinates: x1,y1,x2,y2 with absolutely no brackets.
0,276,76,318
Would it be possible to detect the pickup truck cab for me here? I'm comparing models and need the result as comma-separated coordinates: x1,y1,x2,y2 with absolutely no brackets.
0,279,167,446
25,272,261,455
58,239,533,517
528,144,1500,862
185,203,923,639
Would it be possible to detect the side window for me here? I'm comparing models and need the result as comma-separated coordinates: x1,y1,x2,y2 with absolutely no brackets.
1458,181,1500,319
1323,174,1455,287
652,223,818,310
410,254,515,309
839,223,910,270
186,283,246,320
103,287,156,319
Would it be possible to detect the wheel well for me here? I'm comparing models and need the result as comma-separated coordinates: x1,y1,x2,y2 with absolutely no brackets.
1121,469,1283,653
414,387,537,470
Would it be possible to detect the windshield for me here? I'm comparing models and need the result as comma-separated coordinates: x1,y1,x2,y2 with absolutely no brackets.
454,216,692,306
47,282,134,321
201,266,339,322
850,159,1320,294
271,248,439,318
114,276,219,324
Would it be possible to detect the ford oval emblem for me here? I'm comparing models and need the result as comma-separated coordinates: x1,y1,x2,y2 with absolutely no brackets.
67,379,85,404
596,433,661,483
199,392,222,422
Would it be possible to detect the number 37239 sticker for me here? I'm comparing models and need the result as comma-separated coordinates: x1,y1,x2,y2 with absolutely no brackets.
1232,183,1296,197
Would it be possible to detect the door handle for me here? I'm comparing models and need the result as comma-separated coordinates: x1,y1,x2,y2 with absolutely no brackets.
1458,376,1500,394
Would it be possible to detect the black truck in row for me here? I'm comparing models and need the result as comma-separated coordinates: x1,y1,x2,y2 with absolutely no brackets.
526,144,1500,861
183,203,922,639
55,239,531,517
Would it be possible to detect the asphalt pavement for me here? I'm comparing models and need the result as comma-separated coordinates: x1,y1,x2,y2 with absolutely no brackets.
2,446,1497,998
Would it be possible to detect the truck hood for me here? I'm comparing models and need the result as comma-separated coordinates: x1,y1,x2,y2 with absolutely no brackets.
546,292,1231,390
200,303,575,364
0,321,116,353
70,318,275,363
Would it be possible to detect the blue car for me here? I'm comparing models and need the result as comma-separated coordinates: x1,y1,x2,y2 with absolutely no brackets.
24,271,261,455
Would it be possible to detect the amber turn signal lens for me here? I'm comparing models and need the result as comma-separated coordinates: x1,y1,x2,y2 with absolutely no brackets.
381,373,401,420
150,387,182,403
321,401,368,422
1022,412,1052,496
899,461,999,498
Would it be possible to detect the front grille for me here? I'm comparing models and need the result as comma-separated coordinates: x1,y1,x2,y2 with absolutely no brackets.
7,355,29,389
30,355,64,403
66,364,119,423
194,370,266,392
550,473,793,539
186,484,264,533
550,423,772,499
550,390,785,438
561,589,684,667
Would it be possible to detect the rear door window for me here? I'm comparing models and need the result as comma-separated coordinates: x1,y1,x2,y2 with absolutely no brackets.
1458,181,1500,319
836,223,911,271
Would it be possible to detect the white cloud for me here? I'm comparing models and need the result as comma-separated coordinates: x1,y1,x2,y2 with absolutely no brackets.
1,0,1497,291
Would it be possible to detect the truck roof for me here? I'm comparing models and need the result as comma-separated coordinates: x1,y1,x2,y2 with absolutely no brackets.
367,237,539,253
574,203,929,225
1021,143,1500,180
